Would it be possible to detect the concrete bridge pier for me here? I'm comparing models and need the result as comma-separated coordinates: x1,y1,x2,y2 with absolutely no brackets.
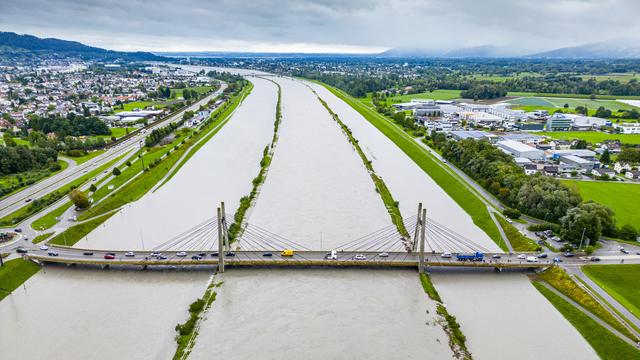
418,208,427,273
217,206,225,273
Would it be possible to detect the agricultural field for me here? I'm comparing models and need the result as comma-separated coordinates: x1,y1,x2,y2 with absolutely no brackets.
507,96,639,112
539,131,640,145
580,73,640,83
361,90,462,106
562,180,640,227
582,265,640,319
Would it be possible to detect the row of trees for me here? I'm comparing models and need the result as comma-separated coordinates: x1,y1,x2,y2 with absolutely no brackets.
428,133,635,244
29,113,110,137
460,84,508,100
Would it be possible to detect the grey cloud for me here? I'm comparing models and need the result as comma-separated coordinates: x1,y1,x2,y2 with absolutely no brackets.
0,0,639,53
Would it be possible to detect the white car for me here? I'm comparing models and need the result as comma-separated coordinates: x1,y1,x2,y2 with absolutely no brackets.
150,252,160,258
354,254,367,261
378,252,389,258
526,256,538,263
517,254,526,259
441,252,452,258
39,245,49,251
176,252,187,257
125,251,135,257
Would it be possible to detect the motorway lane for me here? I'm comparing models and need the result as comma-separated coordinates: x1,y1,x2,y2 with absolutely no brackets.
0,85,226,219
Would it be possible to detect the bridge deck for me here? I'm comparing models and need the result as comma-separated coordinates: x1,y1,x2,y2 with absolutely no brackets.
25,248,552,270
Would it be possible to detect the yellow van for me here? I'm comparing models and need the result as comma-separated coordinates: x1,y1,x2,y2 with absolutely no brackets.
281,249,294,257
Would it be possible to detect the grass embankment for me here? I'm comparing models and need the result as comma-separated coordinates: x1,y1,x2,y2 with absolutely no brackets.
537,267,637,342
0,159,69,200
0,258,41,301
65,150,105,165
0,154,125,227
419,273,471,359
31,202,73,230
583,265,640,319
80,84,251,221
495,216,540,252
47,213,115,246
32,232,53,243
532,282,640,360
313,87,409,238
319,83,503,247
563,180,640,228
159,84,253,187
228,80,279,241
173,279,222,360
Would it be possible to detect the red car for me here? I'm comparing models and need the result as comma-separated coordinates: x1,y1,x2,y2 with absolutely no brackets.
104,254,115,260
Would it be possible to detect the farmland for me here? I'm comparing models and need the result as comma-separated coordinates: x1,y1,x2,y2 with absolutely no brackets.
539,131,640,145
563,180,640,227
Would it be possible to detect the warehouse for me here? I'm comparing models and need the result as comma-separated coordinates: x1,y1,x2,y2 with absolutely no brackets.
496,139,544,160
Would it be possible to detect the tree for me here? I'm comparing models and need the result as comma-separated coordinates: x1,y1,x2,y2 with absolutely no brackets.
112,167,121,176
600,149,611,164
560,202,615,245
3,132,16,147
89,184,97,192
68,189,90,209
618,224,638,242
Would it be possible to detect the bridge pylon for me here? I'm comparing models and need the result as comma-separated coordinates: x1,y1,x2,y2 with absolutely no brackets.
418,208,427,273
412,203,423,252
217,206,225,273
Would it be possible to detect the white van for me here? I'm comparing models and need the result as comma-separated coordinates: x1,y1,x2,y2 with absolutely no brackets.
326,250,337,260
441,252,452,258
526,256,538,263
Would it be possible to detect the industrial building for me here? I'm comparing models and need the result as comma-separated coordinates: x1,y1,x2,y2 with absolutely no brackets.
496,140,544,160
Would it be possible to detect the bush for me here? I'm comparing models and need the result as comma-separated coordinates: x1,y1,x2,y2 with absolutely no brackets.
503,208,521,219
112,167,121,176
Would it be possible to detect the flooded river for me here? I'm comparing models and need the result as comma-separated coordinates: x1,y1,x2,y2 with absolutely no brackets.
0,267,211,359
189,76,455,359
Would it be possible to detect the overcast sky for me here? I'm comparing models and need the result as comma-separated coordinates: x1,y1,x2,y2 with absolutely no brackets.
1,0,639,54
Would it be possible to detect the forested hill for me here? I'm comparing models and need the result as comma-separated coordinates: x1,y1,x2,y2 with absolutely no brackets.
0,32,166,62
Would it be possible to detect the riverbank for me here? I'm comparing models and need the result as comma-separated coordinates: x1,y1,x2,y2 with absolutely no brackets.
0,258,40,301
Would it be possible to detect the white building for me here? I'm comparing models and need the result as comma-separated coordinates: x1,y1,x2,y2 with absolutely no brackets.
496,140,544,160
613,123,640,134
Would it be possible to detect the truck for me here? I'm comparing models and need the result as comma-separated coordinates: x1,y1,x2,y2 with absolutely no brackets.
456,252,484,262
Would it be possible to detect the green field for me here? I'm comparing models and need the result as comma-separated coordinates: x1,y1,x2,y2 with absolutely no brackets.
63,149,105,165
31,202,73,230
321,83,504,248
583,265,640,319
540,131,640,145
507,96,638,112
172,86,215,98
581,73,640,83
562,181,640,227
120,101,152,111
382,90,462,103
0,159,69,200
533,282,640,360
48,213,115,246
507,92,640,100
0,258,41,301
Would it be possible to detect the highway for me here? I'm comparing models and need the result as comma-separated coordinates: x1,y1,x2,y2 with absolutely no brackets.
0,84,226,220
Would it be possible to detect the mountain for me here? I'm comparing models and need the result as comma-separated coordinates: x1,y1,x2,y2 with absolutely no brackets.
528,39,640,59
0,31,166,62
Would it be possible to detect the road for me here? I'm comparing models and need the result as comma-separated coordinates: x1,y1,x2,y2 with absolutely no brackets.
0,84,226,220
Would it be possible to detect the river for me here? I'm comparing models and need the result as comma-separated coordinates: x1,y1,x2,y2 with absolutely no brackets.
189,76,455,359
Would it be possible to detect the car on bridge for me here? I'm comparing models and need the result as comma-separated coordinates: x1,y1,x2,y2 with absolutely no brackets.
325,250,337,260
281,249,294,257
16,247,28,254
210,252,219,257
48,251,59,257
441,252,452,258
39,245,49,251
354,254,367,261
191,255,202,260
125,252,135,257
83,252,94,256
176,252,187,257
378,252,389,258
104,254,115,260
262,252,273,257
225,252,236,257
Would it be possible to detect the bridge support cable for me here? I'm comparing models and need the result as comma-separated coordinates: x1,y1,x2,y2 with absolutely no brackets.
240,223,312,251
425,218,491,253
332,216,415,253
151,217,218,252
